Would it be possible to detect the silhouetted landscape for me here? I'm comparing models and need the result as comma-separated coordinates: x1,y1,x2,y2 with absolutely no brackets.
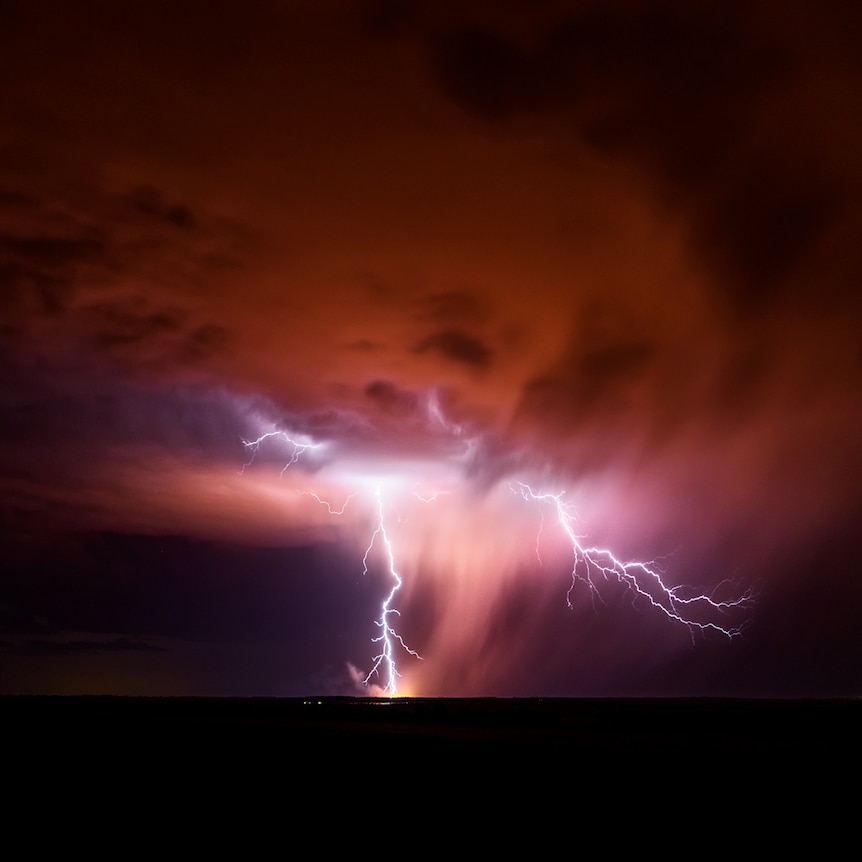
7,695,858,775
5,693,855,850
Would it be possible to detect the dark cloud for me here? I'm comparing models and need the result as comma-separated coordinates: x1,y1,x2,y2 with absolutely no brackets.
413,289,488,325
83,300,185,349
0,234,105,270
0,531,305,642
362,0,417,37
522,339,655,429
0,363,247,481
691,172,847,312
365,380,421,416
0,230,106,321
0,175,248,378
434,26,537,121
0,190,37,208
0,528,382,695
185,323,232,362
433,4,773,156
429,2,862,317
414,329,492,367
123,186,197,231
10,637,166,657
78,299,233,369
513,292,664,446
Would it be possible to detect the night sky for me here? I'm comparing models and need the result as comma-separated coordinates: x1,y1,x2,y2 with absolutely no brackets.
2,0,861,698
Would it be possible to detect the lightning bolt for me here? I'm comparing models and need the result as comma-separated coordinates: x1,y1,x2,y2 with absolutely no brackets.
361,485,422,694
240,400,753,696
303,490,356,515
512,481,753,641
412,485,451,503
239,429,321,475
304,480,424,694
241,426,421,694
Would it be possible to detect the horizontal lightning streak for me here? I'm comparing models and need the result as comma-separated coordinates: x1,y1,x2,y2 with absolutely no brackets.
239,429,321,476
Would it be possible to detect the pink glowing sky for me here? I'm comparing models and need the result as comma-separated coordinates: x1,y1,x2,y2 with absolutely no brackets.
1,0,861,696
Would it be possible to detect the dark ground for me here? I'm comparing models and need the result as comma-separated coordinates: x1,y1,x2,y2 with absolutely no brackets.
5,696,857,843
